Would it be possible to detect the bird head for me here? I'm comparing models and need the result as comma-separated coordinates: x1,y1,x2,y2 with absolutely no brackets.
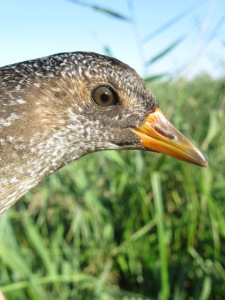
0,51,207,212
28,52,205,167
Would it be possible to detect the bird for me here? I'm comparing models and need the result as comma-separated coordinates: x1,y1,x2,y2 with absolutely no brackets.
0,51,207,214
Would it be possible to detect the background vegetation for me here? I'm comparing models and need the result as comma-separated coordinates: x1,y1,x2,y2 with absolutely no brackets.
0,1,225,299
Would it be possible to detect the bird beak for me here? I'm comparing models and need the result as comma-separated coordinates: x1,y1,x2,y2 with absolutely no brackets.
131,108,207,167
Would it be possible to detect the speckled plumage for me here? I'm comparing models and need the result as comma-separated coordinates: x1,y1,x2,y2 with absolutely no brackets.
0,52,158,213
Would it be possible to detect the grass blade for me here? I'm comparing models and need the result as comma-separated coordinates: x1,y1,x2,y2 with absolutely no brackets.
145,73,168,83
151,172,169,300
146,37,184,66
68,0,130,21
143,0,205,42
22,217,56,276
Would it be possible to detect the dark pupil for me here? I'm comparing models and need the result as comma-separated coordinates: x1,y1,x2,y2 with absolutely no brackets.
101,92,110,103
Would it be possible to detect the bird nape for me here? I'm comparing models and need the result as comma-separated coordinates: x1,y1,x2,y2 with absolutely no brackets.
0,52,207,213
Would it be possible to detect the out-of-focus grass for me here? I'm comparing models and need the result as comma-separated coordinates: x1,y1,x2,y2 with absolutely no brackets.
0,74,225,299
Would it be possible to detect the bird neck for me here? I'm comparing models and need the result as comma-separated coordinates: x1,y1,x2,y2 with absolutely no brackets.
0,127,86,214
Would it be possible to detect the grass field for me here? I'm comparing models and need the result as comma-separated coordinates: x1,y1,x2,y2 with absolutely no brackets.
0,74,225,299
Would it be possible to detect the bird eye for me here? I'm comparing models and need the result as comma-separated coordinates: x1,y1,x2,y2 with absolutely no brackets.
92,86,117,107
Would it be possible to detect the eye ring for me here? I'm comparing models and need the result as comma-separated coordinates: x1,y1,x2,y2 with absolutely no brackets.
92,86,118,107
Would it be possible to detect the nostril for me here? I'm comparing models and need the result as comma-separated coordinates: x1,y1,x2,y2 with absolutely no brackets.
154,124,175,140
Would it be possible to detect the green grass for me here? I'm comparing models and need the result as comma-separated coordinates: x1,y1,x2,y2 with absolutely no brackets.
0,74,225,299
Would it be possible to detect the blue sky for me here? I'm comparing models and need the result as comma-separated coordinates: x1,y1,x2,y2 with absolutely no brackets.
0,0,224,78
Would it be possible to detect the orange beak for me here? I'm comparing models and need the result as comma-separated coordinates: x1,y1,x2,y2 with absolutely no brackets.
131,108,207,167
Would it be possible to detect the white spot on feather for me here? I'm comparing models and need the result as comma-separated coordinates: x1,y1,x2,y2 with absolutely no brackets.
0,113,20,127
